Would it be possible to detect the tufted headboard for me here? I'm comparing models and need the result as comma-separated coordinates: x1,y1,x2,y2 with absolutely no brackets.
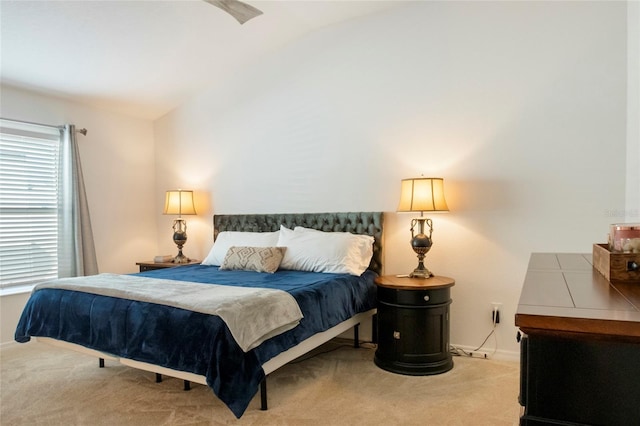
213,212,384,275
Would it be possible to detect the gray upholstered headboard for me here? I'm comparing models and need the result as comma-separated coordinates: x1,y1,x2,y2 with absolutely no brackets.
213,212,384,275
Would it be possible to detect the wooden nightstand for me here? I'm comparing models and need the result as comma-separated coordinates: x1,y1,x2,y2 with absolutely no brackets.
136,259,200,272
374,275,455,375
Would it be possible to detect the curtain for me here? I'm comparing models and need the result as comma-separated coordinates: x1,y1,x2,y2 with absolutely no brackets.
57,124,98,277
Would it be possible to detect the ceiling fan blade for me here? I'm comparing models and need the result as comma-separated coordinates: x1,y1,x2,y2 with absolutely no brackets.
203,0,263,25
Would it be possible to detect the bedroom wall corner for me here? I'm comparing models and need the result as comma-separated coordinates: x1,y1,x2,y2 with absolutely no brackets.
153,113,215,262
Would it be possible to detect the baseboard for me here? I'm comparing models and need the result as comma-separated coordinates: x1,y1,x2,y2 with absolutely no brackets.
450,343,520,362
0,340,21,350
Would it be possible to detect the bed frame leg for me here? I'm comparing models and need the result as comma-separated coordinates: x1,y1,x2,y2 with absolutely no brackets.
260,378,268,410
184,380,191,391
354,324,360,348
155,373,162,383
99,358,104,368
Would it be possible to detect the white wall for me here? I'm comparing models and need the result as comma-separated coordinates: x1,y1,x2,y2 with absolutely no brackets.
155,1,631,359
627,0,640,222
0,86,157,344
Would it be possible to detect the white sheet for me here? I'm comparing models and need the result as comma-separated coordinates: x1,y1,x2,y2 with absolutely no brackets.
35,273,303,352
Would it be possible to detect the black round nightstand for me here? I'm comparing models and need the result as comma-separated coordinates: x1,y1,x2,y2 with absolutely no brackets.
374,275,455,375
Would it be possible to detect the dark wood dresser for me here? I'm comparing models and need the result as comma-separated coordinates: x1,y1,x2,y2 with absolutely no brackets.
516,253,640,426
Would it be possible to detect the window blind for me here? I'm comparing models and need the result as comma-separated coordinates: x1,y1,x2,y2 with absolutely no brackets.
0,119,61,288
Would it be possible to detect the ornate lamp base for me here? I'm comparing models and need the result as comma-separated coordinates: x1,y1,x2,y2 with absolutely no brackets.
409,217,434,279
172,250,191,264
410,265,433,278
171,219,190,263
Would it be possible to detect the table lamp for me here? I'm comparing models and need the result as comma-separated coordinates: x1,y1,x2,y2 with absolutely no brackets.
397,177,449,278
163,189,197,263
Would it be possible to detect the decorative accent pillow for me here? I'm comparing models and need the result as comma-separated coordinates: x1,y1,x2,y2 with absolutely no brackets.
202,231,280,266
277,225,374,276
219,246,286,273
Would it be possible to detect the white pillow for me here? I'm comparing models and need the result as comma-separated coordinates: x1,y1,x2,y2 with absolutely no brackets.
202,231,280,266
277,225,374,276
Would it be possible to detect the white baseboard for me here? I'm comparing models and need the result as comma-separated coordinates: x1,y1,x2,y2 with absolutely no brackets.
3,338,521,363
0,340,23,350
450,343,520,362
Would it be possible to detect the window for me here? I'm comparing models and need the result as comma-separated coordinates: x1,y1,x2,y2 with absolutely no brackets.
0,119,61,289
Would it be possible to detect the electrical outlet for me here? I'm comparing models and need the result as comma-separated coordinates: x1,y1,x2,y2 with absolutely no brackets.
491,302,502,325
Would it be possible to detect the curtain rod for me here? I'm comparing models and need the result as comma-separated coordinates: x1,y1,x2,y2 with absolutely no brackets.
0,117,87,136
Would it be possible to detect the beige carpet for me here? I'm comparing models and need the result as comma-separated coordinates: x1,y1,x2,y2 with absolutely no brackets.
1,340,520,425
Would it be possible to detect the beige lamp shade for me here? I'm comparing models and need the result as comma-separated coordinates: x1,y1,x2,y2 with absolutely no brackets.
397,177,449,213
163,190,197,216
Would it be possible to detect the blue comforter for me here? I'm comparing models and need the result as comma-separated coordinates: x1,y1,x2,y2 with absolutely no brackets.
15,265,377,418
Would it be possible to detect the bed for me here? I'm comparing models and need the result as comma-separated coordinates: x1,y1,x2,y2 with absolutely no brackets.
14,212,384,418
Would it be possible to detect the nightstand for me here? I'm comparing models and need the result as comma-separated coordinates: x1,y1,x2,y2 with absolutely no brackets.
374,275,455,375
136,259,200,272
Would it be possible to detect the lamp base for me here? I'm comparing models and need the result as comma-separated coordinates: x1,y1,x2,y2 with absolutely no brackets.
171,224,190,263
172,252,191,264
409,217,435,278
409,267,434,279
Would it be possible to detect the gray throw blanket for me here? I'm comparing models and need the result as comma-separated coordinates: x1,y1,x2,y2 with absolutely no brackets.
35,273,303,352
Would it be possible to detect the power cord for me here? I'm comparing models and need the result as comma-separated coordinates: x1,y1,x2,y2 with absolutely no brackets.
450,312,498,359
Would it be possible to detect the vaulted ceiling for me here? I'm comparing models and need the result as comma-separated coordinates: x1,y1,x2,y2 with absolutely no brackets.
1,0,401,120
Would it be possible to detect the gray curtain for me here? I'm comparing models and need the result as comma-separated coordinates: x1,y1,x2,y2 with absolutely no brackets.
58,124,98,277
